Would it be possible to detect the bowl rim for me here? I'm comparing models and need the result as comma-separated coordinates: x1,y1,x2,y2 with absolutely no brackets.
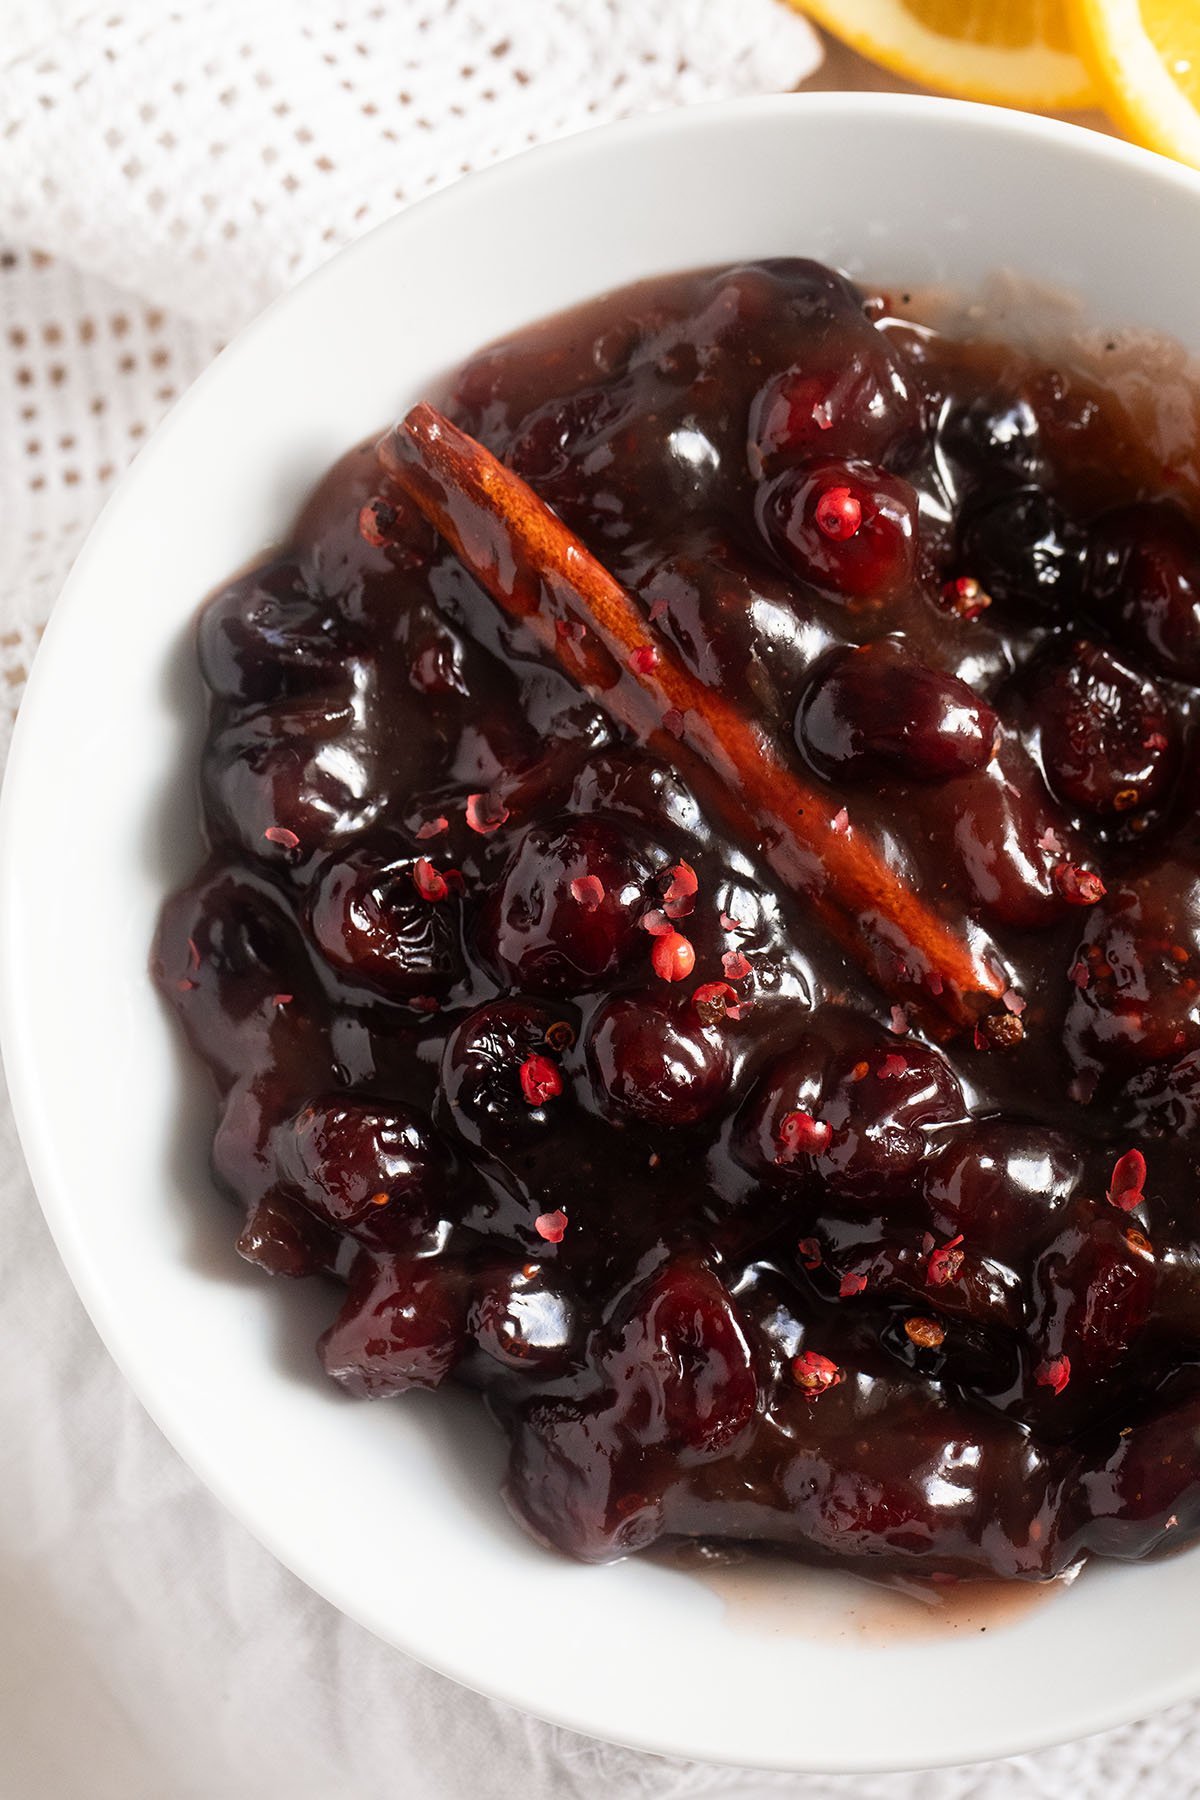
6,90,1200,1774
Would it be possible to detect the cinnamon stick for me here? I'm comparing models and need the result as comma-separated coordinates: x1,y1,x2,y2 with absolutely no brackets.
381,403,1008,1032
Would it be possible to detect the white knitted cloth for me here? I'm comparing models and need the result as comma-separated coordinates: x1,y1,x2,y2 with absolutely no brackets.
2,4,1197,1795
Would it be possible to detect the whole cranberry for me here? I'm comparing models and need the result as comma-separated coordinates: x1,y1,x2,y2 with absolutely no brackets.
197,558,353,703
504,1397,666,1562
278,1097,453,1251
507,380,727,537
666,258,867,392
1028,1212,1155,1410
756,459,919,601
950,756,1066,929
736,1018,964,1203
470,1262,577,1375
958,486,1085,615
569,752,700,838
212,1077,340,1279
235,1190,339,1280
318,1252,468,1398
156,868,325,1086
203,698,377,865
1088,501,1200,681
923,1122,1083,1262
161,869,291,1006
1029,640,1180,817
702,256,863,338
1066,860,1200,1071
1080,1383,1200,1556
441,999,575,1151
212,1074,290,1209
586,994,730,1128
508,385,634,522
795,638,998,783
631,539,838,714
748,335,923,475
475,819,650,994
608,1256,759,1456
307,838,463,1001
937,388,1045,486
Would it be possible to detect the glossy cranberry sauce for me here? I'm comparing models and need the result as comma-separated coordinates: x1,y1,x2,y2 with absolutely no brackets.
156,259,1200,1581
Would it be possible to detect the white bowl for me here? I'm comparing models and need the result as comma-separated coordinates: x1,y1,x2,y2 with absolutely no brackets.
6,94,1200,1774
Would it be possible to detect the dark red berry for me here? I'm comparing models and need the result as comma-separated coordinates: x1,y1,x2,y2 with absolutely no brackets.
197,558,353,703
1088,501,1200,681
748,332,922,474
1065,862,1200,1072
203,699,378,865
1030,641,1179,817
756,459,919,600
1029,1214,1155,1406
737,1019,964,1201
441,999,577,1151
609,1257,758,1455
476,819,650,995
587,994,730,1128
795,638,997,783
307,839,463,1001
958,486,1085,616
280,1097,454,1251
470,1262,576,1374
319,1253,468,1398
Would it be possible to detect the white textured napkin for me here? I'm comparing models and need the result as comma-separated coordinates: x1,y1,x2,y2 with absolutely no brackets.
3,4,1200,1795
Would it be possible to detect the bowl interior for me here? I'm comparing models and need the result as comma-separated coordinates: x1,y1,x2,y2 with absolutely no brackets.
5,96,1200,1773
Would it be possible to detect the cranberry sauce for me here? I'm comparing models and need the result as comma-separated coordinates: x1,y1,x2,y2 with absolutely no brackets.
156,259,1200,1581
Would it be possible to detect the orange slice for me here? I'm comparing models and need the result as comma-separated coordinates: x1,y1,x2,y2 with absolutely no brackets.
790,0,1097,109
1076,1,1200,167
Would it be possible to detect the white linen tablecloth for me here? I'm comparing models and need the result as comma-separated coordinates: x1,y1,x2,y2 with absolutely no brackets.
3,4,1200,1793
